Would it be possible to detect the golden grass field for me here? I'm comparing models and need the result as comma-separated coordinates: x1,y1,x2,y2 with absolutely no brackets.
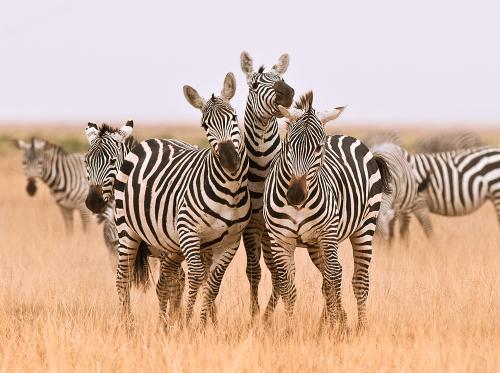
0,126,499,372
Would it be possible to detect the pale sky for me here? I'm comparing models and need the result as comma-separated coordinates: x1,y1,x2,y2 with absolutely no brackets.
1,0,499,126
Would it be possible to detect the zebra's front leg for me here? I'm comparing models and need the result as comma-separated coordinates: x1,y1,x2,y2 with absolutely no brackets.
398,211,412,247
59,206,74,235
262,230,281,320
320,232,346,332
243,222,263,318
350,231,374,333
78,205,91,233
200,244,239,326
413,196,433,238
116,232,141,323
179,229,204,325
156,253,184,329
270,234,297,320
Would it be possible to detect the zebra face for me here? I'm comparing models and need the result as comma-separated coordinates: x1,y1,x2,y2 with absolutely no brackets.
84,121,134,213
184,73,243,175
279,92,347,206
240,52,295,120
14,138,46,196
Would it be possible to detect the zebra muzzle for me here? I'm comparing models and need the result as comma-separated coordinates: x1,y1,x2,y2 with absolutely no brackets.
26,178,37,196
286,175,307,206
218,141,240,174
85,185,106,213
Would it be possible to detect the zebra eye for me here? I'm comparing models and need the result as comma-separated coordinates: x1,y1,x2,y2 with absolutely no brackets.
109,158,117,166
252,82,259,90
232,114,237,121
315,144,323,153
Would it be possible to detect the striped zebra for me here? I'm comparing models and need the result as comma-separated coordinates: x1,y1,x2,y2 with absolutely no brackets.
84,120,157,290
263,92,391,332
414,131,483,153
370,142,428,244
114,73,251,325
403,147,500,237
13,137,117,255
239,51,295,317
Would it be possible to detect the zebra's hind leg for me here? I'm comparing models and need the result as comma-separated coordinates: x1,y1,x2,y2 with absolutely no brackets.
350,226,375,334
398,211,412,247
179,229,204,325
59,206,74,235
243,220,263,318
116,230,142,324
200,243,239,326
156,252,184,329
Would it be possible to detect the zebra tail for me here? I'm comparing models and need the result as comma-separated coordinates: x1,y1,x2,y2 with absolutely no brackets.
417,176,431,193
132,241,152,292
374,155,393,194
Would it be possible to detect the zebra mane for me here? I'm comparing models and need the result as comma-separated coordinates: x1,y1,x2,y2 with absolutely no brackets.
294,91,314,112
258,65,265,73
96,123,137,147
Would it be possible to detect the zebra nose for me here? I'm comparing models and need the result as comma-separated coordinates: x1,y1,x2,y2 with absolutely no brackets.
286,175,307,206
274,81,295,108
85,184,106,213
26,177,37,196
218,141,240,174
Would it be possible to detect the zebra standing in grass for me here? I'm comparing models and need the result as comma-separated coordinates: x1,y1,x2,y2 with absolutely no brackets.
263,92,391,332
414,131,483,153
370,142,428,244
13,137,117,254
239,51,295,317
403,147,500,237
114,73,251,325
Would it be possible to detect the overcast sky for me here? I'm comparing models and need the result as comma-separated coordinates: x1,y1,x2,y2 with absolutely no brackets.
1,0,499,126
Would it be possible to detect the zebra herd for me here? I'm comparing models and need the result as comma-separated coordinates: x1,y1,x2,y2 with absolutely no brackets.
13,52,500,333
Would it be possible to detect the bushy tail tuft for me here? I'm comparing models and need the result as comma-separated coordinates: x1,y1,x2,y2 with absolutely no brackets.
374,155,393,194
132,241,151,292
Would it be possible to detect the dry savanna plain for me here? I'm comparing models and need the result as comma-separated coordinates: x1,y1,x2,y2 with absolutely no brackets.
0,125,499,372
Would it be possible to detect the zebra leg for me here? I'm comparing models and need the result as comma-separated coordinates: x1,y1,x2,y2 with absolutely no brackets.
59,206,74,235
319,232,345,332
398,211,412,247
413,204,433,238
116,230,142,322
262,230,282,320
306,245,329,324
156,253,184,328
388,213,396,245
200,244,239,326
270,235,297,320
242,219,263,318
78,205,91,233
350,228,374,333
179,229,204,324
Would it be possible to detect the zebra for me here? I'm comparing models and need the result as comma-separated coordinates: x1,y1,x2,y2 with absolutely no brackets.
403,146,500,237
239,51,295,317
414,131,483,153
263,92,392,332
84,120,157,290
370,142,429,245
113,72,251,326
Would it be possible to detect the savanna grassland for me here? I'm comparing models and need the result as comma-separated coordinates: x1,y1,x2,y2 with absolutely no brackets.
0,125,499,372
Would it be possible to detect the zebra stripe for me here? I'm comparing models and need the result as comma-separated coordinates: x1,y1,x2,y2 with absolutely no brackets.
263,92,389,332
114,73,251,326
404,147,500,236
239,52,295,317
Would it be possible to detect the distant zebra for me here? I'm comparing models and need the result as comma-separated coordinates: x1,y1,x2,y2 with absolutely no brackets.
403,147,500,236
14,137,117,254
113,73,251,325
370,143,428,244
414,132,483,153
239,51,295,317
263,92,391,331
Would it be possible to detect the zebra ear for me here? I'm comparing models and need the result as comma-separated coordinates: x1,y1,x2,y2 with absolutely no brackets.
317,106,347,125
86,122,99,145
278,105,303,121
32,138,46,150
183,85,205,110
240,51,254,78
221,72,236,101
13,139,30,150
271,53,289,75
113,120,134,142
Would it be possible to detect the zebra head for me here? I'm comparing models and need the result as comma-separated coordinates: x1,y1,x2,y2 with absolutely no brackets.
84,120,134,213
184,72,243,175
240,52,295,120
13,137,48,196
279,92,346,206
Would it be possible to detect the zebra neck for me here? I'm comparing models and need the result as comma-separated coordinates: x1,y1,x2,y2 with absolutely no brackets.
205,150,248,192
40,149,66,190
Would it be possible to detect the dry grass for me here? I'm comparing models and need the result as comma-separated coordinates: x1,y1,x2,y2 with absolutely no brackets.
1,134,499,372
